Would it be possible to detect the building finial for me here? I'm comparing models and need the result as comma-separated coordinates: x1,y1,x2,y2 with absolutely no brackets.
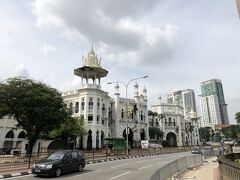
91,43,94,50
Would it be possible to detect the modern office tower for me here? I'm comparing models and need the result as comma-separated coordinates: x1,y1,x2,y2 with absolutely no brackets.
199,79,229,127
236,0,240,17
167,89,197,118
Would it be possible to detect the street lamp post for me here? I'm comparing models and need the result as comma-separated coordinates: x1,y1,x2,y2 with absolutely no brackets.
108,75,148,156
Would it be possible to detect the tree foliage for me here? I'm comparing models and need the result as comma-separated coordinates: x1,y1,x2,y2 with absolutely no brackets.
199,127,213,142
235,112,240,125
149,127,164,140
48,116,87,143
148,110,158,127
0,78,70,155
221,125,240,140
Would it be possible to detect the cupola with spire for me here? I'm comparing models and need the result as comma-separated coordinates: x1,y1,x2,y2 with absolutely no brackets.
74,45,108,88
134,81,139,97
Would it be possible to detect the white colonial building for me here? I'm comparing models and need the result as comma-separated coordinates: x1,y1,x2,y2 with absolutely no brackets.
62,47,149,149
150,94,200,147
0,47,149,153
0,116,26,153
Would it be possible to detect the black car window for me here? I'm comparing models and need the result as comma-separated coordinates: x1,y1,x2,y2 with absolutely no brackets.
47,153,64,160
77,151,83,157
65,152,72,159
72,152,79,159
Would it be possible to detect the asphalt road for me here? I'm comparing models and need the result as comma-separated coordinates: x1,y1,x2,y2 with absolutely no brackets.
9,152,191,180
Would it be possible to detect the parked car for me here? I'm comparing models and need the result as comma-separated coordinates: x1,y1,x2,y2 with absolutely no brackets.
191,146,202,154
202,146,213,156
32,150,85,177
233,141,240,153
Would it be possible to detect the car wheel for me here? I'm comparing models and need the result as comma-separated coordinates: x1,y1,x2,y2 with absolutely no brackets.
55,168,62,177
78,164,83,172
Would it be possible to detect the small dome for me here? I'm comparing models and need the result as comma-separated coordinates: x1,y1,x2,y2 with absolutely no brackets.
83,47,101,67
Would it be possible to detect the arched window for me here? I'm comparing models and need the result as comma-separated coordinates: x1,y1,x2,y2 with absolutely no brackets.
18,131,25,138
102,103,105,111
89,98,93,110
75,102,79,113
97,98,100,111
69,102,73,113
140,110,143,121
121,109,124,119
5,130,14,138
168,117,172,126
102,103,105,115
81,98,85,110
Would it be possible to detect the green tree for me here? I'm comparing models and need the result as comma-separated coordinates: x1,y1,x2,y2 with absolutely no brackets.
48,116,87,147
199,127,213,142
0,78,70,160
148,110,158,127
235,112,240,125
221,125,240,140
149,127,164,139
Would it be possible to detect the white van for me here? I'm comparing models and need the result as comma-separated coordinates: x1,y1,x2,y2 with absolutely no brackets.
141,139,162,149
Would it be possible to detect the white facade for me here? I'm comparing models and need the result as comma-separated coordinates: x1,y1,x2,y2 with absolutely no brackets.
0,116,26,153
167,89,197,118
62,47,149,149
200,95,221,128
0,47,149,152
151,94,200,146
152,97,185,146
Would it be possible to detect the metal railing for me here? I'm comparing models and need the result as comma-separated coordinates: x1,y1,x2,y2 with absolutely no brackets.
0,147,191,170
218,153,240,180
149,155,203,180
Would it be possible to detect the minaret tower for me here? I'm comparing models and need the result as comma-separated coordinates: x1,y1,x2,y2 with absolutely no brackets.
114,83,120,137
74,46,108,89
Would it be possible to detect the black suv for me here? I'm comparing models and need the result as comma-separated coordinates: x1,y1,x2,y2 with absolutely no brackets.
32,150,85,177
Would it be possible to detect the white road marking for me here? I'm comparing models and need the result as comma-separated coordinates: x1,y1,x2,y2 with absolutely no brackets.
138,164,153,170
134,160,148,163
111,163,128,168
110,171,131,180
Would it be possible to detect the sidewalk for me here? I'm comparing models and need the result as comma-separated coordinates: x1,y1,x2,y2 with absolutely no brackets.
179,156,219,180
0,166,31,179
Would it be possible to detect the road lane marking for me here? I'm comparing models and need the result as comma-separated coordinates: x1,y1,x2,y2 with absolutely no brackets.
111,163,128,168
138,165,153,170
134,160,148,163
110,171,130,179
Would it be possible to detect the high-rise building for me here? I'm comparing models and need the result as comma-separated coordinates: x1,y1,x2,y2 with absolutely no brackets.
167,89,197,118
199,79,229,127
236,0,240,17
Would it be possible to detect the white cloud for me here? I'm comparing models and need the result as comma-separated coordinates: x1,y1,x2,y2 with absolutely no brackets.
33,0,180,65
43,44,58,56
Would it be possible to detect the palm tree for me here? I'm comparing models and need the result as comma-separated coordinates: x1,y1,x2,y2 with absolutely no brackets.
235,112,240,125
148,110,158,127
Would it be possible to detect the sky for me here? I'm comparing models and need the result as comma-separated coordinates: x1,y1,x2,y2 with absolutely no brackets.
0,0,240,124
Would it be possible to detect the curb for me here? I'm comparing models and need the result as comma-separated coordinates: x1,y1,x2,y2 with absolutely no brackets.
203,160,217,163
0,151,189,179
0,171,31,179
